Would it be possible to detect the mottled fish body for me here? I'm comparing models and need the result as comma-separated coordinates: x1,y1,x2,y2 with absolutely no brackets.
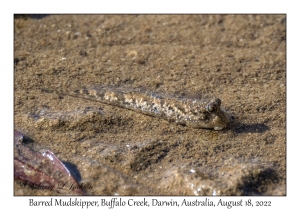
68,87,230,130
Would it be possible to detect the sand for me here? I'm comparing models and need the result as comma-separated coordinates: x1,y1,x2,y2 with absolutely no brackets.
14,14,286,195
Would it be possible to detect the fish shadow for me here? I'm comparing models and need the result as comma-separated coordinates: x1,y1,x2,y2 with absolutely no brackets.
229,122,270,134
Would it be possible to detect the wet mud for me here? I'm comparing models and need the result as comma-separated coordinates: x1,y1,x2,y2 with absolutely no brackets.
14,15,286,195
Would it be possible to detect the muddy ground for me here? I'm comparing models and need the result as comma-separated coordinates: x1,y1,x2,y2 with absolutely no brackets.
14,15,286,195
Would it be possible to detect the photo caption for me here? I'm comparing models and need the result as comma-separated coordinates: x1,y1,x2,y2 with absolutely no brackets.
28,198,273,209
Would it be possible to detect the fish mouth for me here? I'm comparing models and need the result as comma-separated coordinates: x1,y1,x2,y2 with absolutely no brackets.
214,126,224,131
213,110,232,131
214,115,234,130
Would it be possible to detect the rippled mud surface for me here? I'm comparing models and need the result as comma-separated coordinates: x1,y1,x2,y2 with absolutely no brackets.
14,15,286,195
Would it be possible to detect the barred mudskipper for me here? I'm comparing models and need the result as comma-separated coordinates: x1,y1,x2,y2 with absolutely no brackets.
65,86,231,130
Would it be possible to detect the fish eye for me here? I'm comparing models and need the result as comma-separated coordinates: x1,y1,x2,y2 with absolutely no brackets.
207,103,216,112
